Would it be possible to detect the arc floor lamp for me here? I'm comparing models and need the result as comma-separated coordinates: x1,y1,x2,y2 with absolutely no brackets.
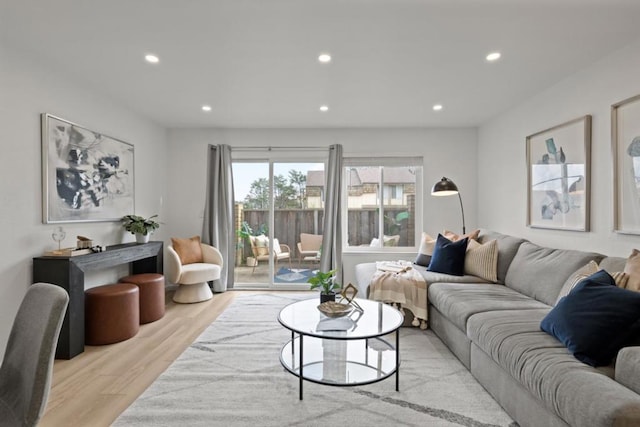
431,177,466,234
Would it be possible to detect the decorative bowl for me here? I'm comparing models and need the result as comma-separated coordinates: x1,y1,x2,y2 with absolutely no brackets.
318,301,353,318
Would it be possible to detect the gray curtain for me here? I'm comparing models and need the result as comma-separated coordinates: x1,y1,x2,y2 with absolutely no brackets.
203,144,234,291
320,144,343,283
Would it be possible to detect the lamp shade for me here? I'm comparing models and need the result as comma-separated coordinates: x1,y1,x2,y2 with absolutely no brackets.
431,177,466,234
431,177,459,196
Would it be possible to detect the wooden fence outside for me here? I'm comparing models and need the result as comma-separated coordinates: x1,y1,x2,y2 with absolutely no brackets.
238,207,413,259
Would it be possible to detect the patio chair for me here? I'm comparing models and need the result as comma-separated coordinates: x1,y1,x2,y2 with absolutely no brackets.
249,235,292,273
297,233,323,264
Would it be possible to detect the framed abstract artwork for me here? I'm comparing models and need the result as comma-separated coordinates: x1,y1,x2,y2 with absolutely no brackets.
41,114,134,223
612,94,640,234
526,115,591,231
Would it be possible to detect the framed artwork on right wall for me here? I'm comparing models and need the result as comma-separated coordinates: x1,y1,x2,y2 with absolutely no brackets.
526,115,592,231
612,94,640,234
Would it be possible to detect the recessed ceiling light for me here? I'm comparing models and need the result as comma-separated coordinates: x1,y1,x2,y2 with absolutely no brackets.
319,105,329,112
318,53,332,63
433,104,443,111
202,105,212,112
486,52,501,62
144,54,159,64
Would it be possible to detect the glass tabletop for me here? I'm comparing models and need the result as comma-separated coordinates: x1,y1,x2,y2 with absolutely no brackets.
278,297,403,339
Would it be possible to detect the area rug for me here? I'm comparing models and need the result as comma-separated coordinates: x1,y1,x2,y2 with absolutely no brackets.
114,293,517,427
274,267,317,283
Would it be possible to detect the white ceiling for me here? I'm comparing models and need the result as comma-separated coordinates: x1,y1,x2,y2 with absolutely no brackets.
2,0,640,128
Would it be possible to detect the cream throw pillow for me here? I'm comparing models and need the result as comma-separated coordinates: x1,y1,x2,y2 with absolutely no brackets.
612,271,629,289
414,232,436,266
418,232,436,255
255,235,269,256
624,249,640,291
273,238,282,254
555,261,630,305
464,239,498,282
443,229,480,242
555,261,599,305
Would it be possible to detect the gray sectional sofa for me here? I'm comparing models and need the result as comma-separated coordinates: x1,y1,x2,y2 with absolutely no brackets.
354,229,640,427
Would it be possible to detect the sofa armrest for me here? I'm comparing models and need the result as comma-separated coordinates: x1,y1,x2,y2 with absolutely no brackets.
616,347,640,395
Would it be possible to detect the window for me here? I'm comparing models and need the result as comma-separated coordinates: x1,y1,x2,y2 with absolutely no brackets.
343,157,422,249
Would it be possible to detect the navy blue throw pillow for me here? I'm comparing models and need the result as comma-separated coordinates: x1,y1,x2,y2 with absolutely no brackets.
540,270,640,366
427,234,468,276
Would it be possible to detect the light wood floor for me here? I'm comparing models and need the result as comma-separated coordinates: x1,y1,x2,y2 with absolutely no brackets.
40,289,251,427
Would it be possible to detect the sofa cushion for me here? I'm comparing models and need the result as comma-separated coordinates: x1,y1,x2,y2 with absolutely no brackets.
599,256,627,273
468,309,640,427
504,241,603,306
427,234,468,276
616,347,640,395
541,270,640,366
477,229,527,285
428,283,549,332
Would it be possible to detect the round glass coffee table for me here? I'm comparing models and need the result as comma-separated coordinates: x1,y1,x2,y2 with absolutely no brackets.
278,298,403,400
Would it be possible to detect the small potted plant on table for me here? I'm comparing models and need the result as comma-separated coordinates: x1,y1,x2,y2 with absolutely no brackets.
121,214,160,243
308,269,341,303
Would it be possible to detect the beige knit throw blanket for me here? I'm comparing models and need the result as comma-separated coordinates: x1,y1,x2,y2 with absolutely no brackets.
369,261,428,329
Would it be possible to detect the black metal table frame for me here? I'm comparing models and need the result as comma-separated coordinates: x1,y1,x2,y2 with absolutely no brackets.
281,327,401,400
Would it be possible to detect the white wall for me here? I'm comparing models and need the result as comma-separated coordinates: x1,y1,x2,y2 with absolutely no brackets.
166,127,478,285
0,42,169,354
478,37,640,257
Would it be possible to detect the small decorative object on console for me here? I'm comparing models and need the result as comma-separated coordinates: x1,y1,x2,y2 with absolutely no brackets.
77,235,93,249
51,226,66,250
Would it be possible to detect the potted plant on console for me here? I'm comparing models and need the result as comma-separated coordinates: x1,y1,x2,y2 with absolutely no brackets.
308,269,340,303
122,214,160,243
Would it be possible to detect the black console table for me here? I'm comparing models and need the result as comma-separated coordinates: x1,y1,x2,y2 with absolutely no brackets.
32,241,163,359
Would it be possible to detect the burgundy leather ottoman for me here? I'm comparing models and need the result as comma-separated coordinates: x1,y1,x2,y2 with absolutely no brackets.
120,273,165,324
85,283,139,345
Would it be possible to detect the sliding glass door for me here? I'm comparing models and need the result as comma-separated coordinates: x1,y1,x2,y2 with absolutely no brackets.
232,156,325,288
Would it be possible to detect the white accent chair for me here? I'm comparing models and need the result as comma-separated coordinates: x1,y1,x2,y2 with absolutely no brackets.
167,243,223,303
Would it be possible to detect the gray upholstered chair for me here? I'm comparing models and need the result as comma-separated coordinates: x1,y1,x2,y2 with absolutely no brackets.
0,283,69,427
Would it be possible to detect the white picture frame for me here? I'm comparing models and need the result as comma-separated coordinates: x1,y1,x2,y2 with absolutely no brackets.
41,114,134,223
